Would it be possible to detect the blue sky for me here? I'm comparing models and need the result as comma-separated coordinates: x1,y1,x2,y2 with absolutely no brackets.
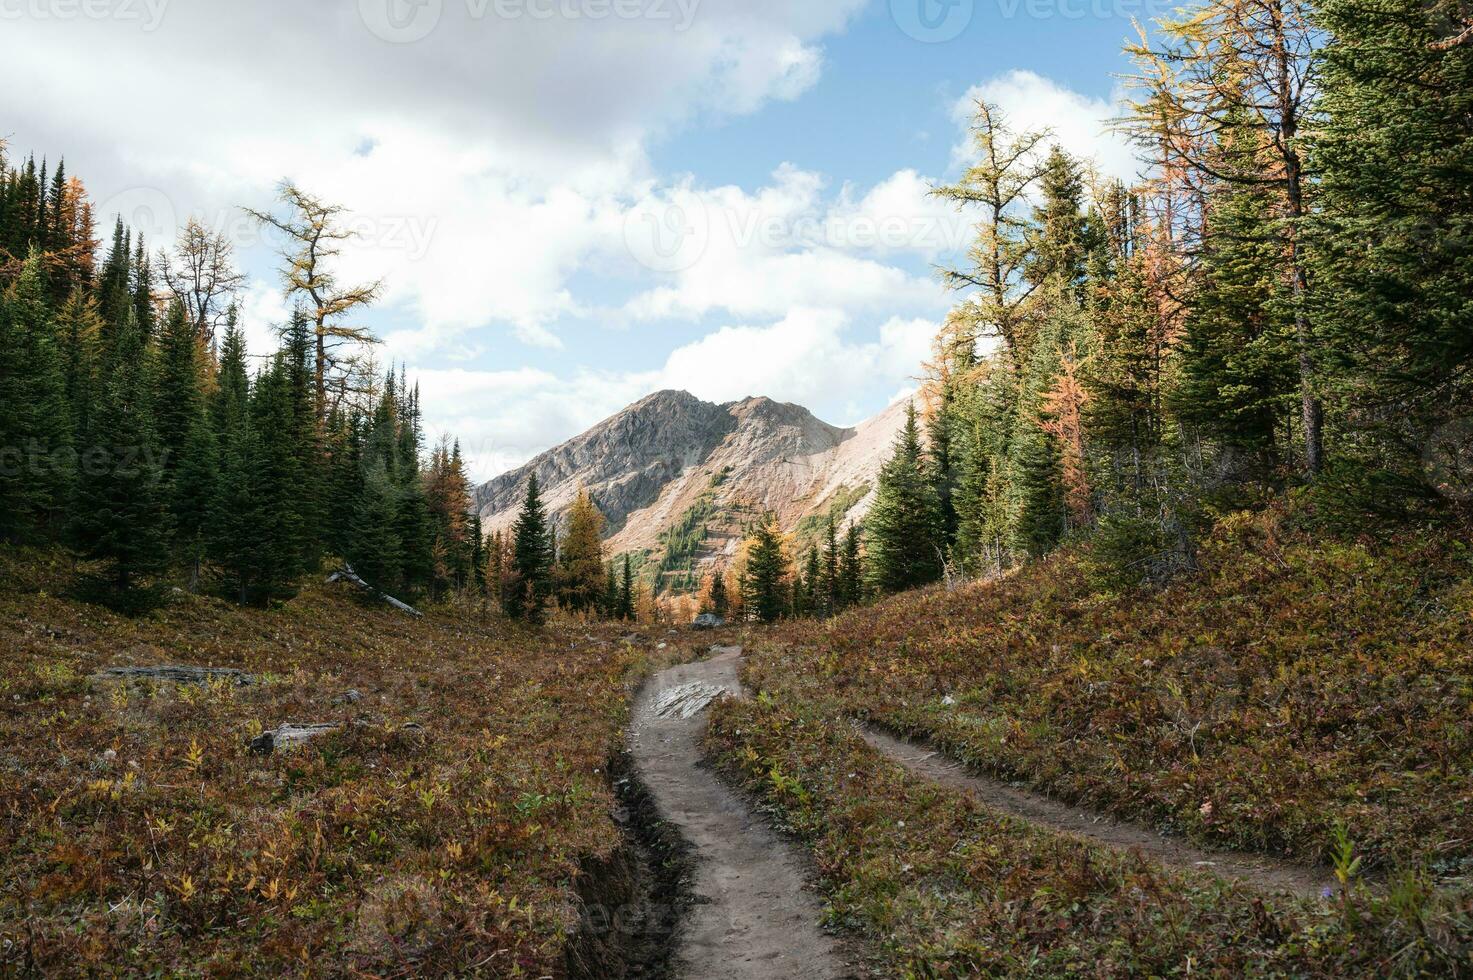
4,0,1153,480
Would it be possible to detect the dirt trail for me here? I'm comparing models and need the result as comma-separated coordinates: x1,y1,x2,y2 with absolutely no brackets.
630,646,851,980
862,725,1333,901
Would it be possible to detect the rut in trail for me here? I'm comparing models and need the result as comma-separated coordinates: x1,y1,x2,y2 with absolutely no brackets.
862,726,1335,901
630,646,851,980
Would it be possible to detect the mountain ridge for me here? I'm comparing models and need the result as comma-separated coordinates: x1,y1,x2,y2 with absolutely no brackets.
474,390,908,587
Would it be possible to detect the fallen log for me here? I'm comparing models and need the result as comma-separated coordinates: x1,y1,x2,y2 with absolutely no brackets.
249,723,339,755
326,565,423,618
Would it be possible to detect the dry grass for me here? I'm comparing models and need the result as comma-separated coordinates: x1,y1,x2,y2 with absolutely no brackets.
708,505,1473,976
0,547,673,977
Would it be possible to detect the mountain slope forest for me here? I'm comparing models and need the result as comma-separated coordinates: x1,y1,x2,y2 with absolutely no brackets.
695,0,1473,971
1,0,1471,972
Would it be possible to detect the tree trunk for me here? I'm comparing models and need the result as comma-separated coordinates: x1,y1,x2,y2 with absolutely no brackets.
1276,1,1324,476
314,322,327,430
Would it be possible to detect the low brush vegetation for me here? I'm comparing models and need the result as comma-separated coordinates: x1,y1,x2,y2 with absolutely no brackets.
709,505,1473,974
0,547,671,976
709,694,1470,977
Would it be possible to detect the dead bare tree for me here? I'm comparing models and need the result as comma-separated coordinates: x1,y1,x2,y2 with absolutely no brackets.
245,182,383,426
159,217,245,349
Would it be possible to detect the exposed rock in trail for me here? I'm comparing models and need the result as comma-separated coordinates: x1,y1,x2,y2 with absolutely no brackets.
649,682,727,720
93,665,253,686
862,725,1333,901
629,647,850,979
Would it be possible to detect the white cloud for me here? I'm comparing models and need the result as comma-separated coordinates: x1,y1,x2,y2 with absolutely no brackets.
953,70,1137,184
656,308,933,412
236,279,290,366
619,165,953,323
417,308,938,481
3,0,869,354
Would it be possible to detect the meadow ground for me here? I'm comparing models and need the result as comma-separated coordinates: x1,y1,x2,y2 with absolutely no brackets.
709,506,1473,976
0,548,705,977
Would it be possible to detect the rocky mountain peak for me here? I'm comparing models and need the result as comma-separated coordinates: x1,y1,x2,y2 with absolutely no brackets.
476,391,909,588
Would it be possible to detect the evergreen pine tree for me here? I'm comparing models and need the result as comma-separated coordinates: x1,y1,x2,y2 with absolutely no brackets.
347,459,404,594
604,560,620,618
838,524,863,608
742,513,788,623
242,355,309,600
1009,316,1069,558
0,249,70,542
207,316,258,602
708,569,728,619
951,360,1017,575
154,301,203,491
96,218,132,339
619,554,635,621
69,310,171,595
865,403,943,593
506,472,553,622
469,512,486,593
55,288,101,447
173,412,217,592
281,312,324,570
801,546,821,617
157,295,218,591
1312,0,1473,501
130,235,156,340
212,312,249,437
1172,103,1297,475
394,452,434,598
820,517,840,615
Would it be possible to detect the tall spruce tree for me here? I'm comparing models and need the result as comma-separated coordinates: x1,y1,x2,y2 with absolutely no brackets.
1172,103,1297,477
838,524,864,608
743,513,789,623
153,298,219,587
154,301,201,489
242,354,310,601
55,288,101,448
506,472,552,622
1009,313,1070,558
69,310,171,594
619,553,635,621
866,403,943,594
0,249,70,542
708,569,728,618
821,517,840,616
1312,0,1473,504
